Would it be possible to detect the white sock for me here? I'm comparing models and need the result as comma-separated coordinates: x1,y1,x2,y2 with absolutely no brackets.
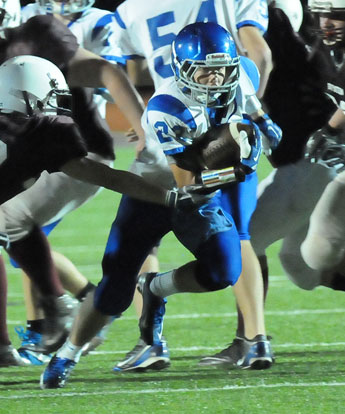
150,270,179,297
56,339,83,362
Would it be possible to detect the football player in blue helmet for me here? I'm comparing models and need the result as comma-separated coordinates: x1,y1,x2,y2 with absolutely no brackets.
35,0,95,15
38,21,266,388
171,22,240,108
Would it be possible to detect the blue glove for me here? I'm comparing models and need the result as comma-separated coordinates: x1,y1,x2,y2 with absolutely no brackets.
256,114,282,155
239,121,262,172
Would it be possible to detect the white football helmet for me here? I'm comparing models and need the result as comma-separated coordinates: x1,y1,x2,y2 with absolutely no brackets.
0,0,21,28
270,0,303,32
0,55,71,116
308,0,345,14
35,0,95,15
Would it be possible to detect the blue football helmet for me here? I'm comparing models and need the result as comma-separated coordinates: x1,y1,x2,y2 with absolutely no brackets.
36,0,95,15
171,22,240,108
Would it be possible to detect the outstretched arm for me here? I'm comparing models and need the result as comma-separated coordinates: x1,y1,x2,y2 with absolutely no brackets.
61,157,168,206
61,157,210,211
66,47,145,140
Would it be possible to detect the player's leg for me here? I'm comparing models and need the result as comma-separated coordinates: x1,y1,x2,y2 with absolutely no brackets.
0,211,28,366
115,193,242,372
40,196,171,388
279,226,324,290
0,255,28,367
200,172,272,368
16,254,96,364
6,225,77,353
133,246,160,317
201,161,332,368
4,157,110,356
301,171,345,271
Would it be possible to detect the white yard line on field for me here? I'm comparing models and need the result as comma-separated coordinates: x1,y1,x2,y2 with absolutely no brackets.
1,381,345,400
90,341,345,355
7,307,345,325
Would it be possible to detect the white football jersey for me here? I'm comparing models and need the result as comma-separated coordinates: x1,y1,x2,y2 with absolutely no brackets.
21,5,119,117
144,58,259,156
112,0,268,88
131,56,260,188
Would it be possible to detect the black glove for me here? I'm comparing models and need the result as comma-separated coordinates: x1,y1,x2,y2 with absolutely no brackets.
165,186,216,211
305,125,345,173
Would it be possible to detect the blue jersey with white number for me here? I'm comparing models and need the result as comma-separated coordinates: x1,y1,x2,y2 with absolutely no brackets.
112,0,268,88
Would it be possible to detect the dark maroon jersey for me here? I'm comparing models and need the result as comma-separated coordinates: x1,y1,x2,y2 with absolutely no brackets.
318,43,345,113
263,6,335,166
0,114,87,204
0,15,115,160
0,15,78,72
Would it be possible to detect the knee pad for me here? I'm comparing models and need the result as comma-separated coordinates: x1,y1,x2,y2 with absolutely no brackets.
279,251,321,290
94,273,137,315
2,202,34,242
195,254,241,291
301,235,345,271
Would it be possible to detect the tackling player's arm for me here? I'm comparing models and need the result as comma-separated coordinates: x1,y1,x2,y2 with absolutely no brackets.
66,47,146,140
61,157,208,211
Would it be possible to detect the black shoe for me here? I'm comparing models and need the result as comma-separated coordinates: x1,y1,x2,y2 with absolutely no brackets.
138,273,166,345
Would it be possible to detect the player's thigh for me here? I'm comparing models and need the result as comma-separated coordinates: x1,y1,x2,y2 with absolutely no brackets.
251,160,333,255
97,196,171,314
308,172,345,243
3,153,112,233
101,196,171,280
220,171,257,240
301,172,345,270
279,226,322,290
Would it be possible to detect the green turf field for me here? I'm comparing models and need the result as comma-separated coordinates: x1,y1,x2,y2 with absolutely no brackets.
1,146,345,414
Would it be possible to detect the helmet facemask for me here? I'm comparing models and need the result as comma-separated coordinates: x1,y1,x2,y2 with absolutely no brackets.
4,80,72,117
309,0,345,47
0,56,72,117
35,0,95,15
172,49,240,108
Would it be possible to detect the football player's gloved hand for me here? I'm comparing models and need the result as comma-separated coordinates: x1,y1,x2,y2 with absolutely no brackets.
165,186,216,211
238,122,262,173
305,125,345,173
255,114,282,156
0,232,10,250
